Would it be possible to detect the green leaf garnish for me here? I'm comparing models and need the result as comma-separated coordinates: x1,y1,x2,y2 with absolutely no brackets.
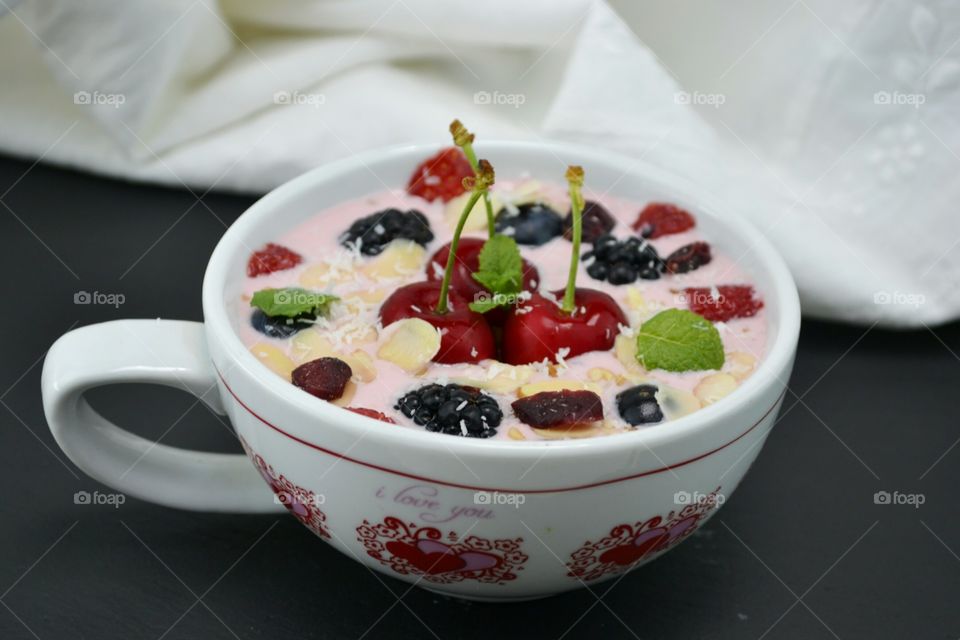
635,309,724,372
469,235,523,313
250,287,338,318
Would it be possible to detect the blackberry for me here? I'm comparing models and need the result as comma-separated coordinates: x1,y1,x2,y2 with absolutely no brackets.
582,234,663,285
395,384,502,438
339,208,434,256
616,384,664,426
251,309,314,338
494,202,563,245
562,200,616,243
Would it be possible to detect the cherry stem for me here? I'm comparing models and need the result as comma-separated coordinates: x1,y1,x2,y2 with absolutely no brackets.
435,159,495,314
562,166,585,314
450,120,495,238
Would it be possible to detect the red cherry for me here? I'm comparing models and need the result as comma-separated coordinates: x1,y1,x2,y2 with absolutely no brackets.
501,288,627,365
425,237,540,302
379,281,496,364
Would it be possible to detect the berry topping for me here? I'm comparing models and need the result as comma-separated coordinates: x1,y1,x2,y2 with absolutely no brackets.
684,285,763,321
583,234,663,285
247,243,302,277
251,309,314,338
339,208,433,256
632,203,695,238
501,288,628,365
511,390,604,428
616,384,664,425
563,200,616,243
346,407,397,424
291,357,353,400
406,147,474,202
664,242,712,274
425,237,539,303
396,384,502,437
379,281,496,364
494,202,564,246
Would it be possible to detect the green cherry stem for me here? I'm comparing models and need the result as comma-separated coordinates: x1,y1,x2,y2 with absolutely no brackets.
435,159,496,314
450,120,495,238
562,165,585,314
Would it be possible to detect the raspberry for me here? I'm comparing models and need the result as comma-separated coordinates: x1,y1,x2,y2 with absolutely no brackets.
511,390,604,428
616,384,663,426
292,357,352,401
563,200,616,243
346,407,397,424
406,148,473,202
632,203,696,239
685,285,763,322
395,383,502,437
339,208,434,256
664,242,711,274
247,243,303,277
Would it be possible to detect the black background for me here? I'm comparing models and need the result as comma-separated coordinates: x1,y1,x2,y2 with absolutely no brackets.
1,155,958,639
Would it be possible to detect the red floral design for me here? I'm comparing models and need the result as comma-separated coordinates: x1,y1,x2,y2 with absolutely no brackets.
566,487,723,582
245,443,330,539
356,517,528,584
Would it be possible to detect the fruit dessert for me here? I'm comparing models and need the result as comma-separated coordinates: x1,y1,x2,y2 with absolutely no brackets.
235,120,766,441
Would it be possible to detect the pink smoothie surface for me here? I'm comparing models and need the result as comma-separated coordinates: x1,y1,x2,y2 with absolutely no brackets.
234,180,767,441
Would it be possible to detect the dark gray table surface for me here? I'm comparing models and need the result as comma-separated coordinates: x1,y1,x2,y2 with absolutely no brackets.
1,155,957,640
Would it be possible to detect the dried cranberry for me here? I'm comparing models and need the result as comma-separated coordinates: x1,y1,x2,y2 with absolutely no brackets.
664,242,711,274
563,200,616,243
292,357,352,400
511,390,604,428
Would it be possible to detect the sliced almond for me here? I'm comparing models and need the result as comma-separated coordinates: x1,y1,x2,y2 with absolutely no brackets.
299,262,355,287
445,191,501,233
249,343,295,381
507,427,527,441
658,386,702,419
725,351,757,381
615,333,644,373
290,330,336,364
377,318,441,374
331,380,357,407
694,373,738,406
517,379,603,398
453,364,533,394
362,240,426,280
531,420,619,440
346,349,377,382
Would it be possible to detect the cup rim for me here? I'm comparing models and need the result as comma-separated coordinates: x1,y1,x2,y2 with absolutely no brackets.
202,140,800,459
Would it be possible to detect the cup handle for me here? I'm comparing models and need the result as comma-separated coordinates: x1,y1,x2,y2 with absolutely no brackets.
41,319,281,513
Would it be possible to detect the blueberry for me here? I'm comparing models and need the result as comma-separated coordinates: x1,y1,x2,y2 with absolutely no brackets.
495,202,563,246
616,384,664,426
251,309,314,338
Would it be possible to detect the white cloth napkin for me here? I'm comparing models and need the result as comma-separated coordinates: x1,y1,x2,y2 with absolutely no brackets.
1,0,958,327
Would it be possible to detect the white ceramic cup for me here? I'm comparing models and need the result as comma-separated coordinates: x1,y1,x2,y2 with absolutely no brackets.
42,142,800,601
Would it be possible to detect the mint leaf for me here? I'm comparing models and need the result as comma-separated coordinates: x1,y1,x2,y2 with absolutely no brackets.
250,287,338,318
635,309,724,372
469,235,523,313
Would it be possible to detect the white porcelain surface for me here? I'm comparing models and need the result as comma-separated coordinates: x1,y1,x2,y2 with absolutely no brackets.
42,142,800,600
